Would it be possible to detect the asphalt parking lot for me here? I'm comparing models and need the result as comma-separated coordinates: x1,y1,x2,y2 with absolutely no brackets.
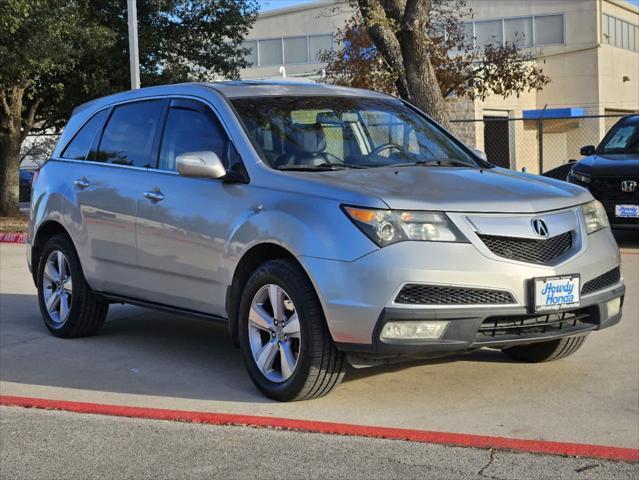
0,231,638,473
1,406,637,480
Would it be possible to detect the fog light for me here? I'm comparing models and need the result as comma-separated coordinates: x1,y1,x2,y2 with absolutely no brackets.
380,321,449,342
605,297,621,318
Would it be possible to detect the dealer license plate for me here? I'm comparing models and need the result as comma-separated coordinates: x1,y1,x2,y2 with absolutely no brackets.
533,275,580,313
615,204,639,218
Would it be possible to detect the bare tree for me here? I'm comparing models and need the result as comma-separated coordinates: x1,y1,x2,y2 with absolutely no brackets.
334,1,549,127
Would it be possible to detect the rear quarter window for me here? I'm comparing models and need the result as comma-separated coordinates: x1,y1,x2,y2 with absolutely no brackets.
61,109,109,160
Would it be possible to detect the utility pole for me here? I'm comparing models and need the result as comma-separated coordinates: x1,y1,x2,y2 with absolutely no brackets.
127,0,141,90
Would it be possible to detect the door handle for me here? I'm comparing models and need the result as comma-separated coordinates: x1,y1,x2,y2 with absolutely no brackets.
74,178,90,189
144,190,165,203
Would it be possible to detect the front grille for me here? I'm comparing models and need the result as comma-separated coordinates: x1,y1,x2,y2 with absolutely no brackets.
581,266,621,295
477,310,593,338
589,177,639,201
395,284,515,305
477,232,572,264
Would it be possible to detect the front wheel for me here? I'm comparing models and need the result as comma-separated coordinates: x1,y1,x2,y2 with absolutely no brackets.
238,259,345,401
501,335,588,362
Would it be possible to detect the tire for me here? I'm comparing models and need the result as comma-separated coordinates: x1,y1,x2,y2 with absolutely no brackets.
238,259,345,401
501,335,588,363
36,234,108,338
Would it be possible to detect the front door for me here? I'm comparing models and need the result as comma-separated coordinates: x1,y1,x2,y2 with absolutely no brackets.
135,98,240,316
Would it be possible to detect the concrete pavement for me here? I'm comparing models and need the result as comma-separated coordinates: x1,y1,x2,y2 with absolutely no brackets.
1,406,637,480
0,231,638,450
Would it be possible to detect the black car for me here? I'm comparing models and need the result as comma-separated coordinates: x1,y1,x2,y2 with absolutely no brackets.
568,115,639,229
19,169,35,203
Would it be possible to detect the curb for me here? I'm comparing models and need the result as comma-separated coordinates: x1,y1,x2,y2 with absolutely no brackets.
1,395,637,462
0,232,27,244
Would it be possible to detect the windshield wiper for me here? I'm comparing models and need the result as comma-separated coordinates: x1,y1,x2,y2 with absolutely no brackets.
385,158,474,168
276,163,367,171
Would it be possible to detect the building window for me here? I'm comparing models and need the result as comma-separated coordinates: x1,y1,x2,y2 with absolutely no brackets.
504,17,533,47
242,40,257,66
258,38,283,66
603,14,639,52
475,20,503,47
534,15,564,45
309,35,333,62
284,37,308,64
463,13,565,49
242,34,333,68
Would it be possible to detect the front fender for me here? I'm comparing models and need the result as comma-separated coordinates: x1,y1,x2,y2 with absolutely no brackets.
224,197,378,276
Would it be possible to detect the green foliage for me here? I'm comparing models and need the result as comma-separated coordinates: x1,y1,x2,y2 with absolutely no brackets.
0,0,258,132
0,0,257,215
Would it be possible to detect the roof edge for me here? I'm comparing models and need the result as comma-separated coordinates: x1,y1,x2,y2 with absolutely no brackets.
258,0,339,19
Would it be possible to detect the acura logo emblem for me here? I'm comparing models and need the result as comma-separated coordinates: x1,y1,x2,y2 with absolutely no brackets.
621,180,637,193
531,218,549,238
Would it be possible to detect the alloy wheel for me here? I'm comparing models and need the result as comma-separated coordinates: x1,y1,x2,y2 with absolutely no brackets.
42,250,73,324
248,284,301,383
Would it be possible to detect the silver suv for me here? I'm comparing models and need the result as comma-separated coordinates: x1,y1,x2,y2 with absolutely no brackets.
28,82,625,401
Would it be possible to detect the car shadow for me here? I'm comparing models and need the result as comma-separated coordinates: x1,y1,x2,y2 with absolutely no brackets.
0,292,515,402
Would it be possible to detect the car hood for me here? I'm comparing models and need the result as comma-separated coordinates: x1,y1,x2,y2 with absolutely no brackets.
574,154,639,176
301,166,592,213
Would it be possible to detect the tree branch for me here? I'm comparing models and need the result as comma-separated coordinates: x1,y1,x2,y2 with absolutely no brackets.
0,91,10,118
23,99,42,131
402,0,430,31
357,0,410,98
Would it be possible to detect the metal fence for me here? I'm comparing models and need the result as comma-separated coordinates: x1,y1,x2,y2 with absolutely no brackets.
20,133,60,170
450,114,629,175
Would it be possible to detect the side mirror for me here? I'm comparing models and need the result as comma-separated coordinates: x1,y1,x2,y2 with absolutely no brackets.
176,151,226,179
472,148,488,161
580,145,595,156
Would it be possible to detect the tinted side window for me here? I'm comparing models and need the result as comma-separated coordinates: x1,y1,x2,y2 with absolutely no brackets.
61,109,109,160
97,100,164,167
158,105,228,171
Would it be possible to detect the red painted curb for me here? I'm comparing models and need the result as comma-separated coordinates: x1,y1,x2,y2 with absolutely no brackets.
0,232,27,244
1,395,637,462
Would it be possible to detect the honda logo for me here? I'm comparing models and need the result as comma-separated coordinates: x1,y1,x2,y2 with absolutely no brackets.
621,180,637,193
531,218,549,238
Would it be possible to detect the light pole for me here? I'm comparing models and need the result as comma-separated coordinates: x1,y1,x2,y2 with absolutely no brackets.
127,0,141,90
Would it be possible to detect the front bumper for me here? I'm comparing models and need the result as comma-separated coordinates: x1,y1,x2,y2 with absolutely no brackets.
339,285,624,355
299,227,623,354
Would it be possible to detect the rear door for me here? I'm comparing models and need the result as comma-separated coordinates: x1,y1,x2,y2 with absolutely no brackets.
73,99,167,295
135,98,240,315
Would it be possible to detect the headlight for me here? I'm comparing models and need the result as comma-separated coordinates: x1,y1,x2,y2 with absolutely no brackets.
569,169,591,184
342,206,468,247
581,200,609,234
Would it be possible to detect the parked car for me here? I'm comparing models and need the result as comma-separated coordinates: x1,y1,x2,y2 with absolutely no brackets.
568,115,639,229
19,169,34,203
28,82,625,401
541,162,575,181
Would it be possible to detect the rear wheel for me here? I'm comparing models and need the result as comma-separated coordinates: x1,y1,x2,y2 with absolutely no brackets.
501,335,588,362
36,234,108,337
238,259,345,401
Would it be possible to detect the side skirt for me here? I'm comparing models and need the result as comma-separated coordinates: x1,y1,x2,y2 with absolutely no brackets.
96,292,228,324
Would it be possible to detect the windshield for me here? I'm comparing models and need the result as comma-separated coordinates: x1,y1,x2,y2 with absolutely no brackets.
597,118,639,155
231,96,483,170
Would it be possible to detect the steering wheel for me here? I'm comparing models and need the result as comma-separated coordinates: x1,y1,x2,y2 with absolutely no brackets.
370,143,405,157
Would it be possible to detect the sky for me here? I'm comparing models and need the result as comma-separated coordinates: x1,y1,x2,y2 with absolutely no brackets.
258,0,639,12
